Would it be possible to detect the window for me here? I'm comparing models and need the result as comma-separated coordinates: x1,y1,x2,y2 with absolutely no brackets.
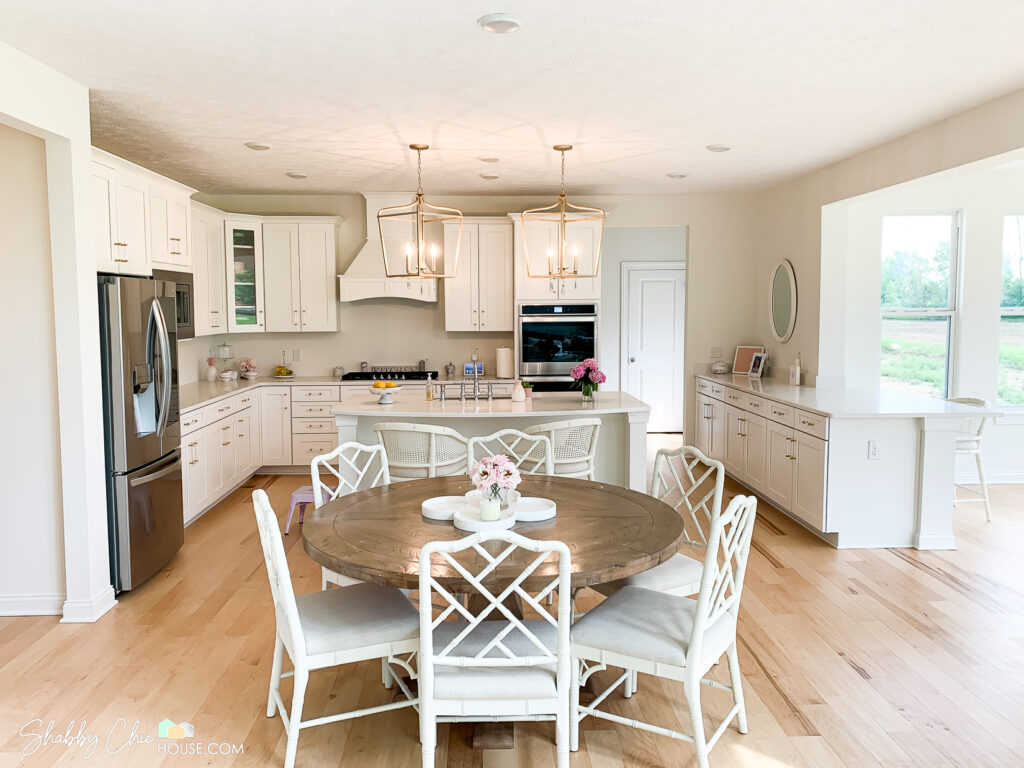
879,213,959,398
1000,215,1024,405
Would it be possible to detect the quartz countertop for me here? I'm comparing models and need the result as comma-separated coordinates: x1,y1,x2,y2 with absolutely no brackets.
697,374,1003,419
331,390,650,418
179,375,345,411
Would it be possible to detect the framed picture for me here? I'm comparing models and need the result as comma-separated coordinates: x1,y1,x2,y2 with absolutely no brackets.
749,352,767,378
732,345,765,375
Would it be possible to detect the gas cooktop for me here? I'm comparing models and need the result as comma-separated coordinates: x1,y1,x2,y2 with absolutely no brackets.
341,370,439,381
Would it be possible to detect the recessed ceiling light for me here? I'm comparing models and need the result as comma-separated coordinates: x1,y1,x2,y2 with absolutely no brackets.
706,144,730,153
480,173,499,180
244,142,270,151
666,172,688,179
286,172,307,179
479,156,500,163
477,13,523,33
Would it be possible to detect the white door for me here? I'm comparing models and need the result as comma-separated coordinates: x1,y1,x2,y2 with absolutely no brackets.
743,412,768,490
793,432,828,530
723,404,746,477
443,224,478,331
298,221,337,331
622,265,686,432
114,170,151,275
263,221,300,332
766,421,795,508
260,387,292,465
92,163,119,271
478,223,513,331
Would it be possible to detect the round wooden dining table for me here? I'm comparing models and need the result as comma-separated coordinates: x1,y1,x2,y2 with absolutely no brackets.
301,474,685,593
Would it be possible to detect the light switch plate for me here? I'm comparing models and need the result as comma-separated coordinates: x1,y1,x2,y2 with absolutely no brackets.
710,345,723,358
868,440,881,460
293,348,302,361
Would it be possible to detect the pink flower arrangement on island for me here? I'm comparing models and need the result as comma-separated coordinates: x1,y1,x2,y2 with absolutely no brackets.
470,454,523,502
571,358,606,398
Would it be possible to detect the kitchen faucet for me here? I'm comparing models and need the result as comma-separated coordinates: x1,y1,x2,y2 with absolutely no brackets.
471,348,482,399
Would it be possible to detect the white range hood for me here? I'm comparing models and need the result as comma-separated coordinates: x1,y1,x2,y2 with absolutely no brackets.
337,192,438,303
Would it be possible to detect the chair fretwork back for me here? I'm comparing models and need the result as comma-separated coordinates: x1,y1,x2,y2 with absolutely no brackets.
946,397,990,439
311,442,390,508
252,489,304,654
467,430,554,475
651,446,724,549
418,531,571,673
691,494,758,647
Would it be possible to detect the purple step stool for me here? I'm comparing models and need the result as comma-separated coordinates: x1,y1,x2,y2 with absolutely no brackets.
284,486,329,534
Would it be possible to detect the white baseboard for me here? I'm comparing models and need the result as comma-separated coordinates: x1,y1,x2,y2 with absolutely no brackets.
913,532,957,550
60,587,117,623
955,470,1024,485
0,593,64,616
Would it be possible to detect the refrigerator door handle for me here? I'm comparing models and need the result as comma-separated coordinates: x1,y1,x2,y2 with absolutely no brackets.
152,298,172,438
129,450,182,487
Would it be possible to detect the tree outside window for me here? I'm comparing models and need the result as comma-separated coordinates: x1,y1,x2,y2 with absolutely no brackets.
999,215,1024,405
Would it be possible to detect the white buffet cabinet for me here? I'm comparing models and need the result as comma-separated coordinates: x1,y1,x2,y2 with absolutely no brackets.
694,374,1002,550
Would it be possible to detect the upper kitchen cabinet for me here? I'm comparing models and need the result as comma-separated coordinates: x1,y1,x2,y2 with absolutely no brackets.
263,218,340,332
443,219,513,331
191,202,227,336
224,218,266,333
508,213,602,302
150,182,192,270
92,149,197,277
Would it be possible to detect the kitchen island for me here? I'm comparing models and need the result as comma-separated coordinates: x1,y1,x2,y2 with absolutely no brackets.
331,391,652,491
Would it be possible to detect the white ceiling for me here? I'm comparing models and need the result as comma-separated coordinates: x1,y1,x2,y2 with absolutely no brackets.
2,1,1024,195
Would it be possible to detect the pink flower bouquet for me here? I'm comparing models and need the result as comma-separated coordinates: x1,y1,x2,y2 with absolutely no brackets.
571,358,606,398
470,454,523,503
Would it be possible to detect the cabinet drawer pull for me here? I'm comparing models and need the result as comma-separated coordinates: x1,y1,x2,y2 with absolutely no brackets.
188,459,199,465
237,434,245,438
222,441,231,446
222,425,231,431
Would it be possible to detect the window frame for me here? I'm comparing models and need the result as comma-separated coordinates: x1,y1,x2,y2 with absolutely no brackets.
879,210,962,398
998,213,1024,407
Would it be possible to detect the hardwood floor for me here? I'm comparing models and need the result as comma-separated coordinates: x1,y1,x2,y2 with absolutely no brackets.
1,443,1022,767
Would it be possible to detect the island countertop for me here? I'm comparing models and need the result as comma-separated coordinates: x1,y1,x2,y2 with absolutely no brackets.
330,390,651,418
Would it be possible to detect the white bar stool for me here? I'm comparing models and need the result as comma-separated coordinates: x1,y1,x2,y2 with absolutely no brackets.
946,397,993,521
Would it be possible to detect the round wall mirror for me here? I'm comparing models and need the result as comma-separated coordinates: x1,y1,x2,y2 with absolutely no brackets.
769,259,797,342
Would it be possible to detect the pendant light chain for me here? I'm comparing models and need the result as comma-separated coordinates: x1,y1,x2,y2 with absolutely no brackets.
560,149,567,197
416,148,424,196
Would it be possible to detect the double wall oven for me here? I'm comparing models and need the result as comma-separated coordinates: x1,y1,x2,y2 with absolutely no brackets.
517,303,598,390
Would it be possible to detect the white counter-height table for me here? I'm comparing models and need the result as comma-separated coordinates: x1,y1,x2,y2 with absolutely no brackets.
331,391,652,491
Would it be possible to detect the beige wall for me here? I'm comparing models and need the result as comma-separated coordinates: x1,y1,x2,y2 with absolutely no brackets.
186,192,758,438
0,122,65,611
752,86,1024,384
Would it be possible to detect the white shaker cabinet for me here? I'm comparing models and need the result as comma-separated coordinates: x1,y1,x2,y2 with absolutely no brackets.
694,393,725,460
443,220,513,332
264,219,339,332
792,431,827,530
263,221,301,331
766,420,796,508
92,159,151,276
191,203,227,336
260,386,292,466
150,183,191,270
743,412,768,489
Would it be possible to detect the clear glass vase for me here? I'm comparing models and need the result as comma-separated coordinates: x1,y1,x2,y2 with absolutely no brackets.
581,383,596,402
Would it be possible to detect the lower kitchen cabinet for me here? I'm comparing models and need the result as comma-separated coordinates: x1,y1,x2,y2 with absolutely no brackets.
792,431,827,530
260,386,292,465
694,393,726,460
724,405,767,489
766,420,796,508
182,402,259,524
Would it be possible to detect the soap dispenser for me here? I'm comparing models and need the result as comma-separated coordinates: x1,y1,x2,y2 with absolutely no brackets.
789,353,802,387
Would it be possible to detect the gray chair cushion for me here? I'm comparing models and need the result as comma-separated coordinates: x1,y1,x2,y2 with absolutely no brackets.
594,553,704,597
571,586,735,671
429,620,558,700
296,582,419,656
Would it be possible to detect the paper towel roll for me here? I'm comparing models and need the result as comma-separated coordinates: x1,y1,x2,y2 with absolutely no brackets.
496,346,514,379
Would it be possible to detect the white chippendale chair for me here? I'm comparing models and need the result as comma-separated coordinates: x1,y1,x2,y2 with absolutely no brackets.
946,397,993,521
374,422,470,480
311,441,391,590
417,530,573,768
252,489,419,768
524,418,601,480
466,429,554,475
571,494,758,768
592,445,724,694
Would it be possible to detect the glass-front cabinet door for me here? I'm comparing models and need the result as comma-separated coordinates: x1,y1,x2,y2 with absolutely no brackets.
224,219,265,333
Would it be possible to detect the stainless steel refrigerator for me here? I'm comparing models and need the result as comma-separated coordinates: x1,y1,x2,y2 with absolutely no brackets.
98,275,184,592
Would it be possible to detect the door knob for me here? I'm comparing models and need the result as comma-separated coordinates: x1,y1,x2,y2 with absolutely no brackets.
629,357,637,363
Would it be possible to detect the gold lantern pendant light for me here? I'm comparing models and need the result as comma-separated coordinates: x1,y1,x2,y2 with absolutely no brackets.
521,144,605,279
377,144,463,279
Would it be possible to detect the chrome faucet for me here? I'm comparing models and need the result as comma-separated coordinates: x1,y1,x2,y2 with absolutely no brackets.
471,348,482,399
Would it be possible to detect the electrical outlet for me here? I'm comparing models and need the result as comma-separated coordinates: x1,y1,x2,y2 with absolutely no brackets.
710,345,722,358
293,348,302,362
868,440,881,460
